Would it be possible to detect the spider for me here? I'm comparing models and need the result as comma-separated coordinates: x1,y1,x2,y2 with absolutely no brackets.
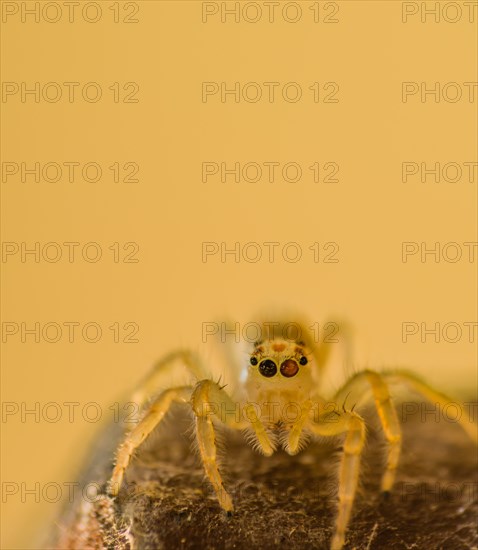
107,320,477,550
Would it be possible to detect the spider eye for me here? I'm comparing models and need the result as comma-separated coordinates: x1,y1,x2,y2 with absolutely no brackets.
280,359,299,378
250,356,258,366
299,356,308,366
259,359,277,377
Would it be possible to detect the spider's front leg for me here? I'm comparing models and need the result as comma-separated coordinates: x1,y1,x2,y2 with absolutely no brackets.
308,410,366,550
287,399,314,454
191,380,274,513
108,386,192,496
108,350,209,495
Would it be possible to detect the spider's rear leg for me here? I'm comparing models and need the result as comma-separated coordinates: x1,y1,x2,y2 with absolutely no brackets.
334,370,402,493
108,386,192,496
384,369,478,443
130,349,209,409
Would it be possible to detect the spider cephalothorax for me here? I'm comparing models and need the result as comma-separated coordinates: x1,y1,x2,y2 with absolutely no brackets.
106,320,477,550
245,337,315,431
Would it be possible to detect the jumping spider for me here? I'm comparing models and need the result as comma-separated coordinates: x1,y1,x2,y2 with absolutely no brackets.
107,321,477,550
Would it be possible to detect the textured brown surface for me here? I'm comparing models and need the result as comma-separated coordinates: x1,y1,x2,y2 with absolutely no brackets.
50,404,477,550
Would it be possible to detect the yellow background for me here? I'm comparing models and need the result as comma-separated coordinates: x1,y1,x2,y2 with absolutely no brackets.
1,1,477,547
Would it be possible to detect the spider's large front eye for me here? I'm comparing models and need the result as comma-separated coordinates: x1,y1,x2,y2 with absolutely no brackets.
250,356,258,366
259,359,277,377
280,359,299,378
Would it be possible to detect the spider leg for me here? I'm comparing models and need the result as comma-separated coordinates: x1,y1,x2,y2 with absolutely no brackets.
130,349,209,409
334,370,401,492
287,399,314,454
308,410,366,550
191,380,273,512
243,402,276,456
108,385,192,496
384,369,478,443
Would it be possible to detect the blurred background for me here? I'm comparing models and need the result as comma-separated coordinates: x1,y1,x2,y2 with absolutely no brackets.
2,1,476,547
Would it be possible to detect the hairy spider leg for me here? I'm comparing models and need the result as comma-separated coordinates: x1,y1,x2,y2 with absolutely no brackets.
308,410,366,550
130,349,210,409
384,369,478,443
286,399,314,454
191,380,274,511
108,386,192,496
334,370,402,492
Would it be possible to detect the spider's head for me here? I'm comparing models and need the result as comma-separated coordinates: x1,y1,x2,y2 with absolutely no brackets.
247,338,312,388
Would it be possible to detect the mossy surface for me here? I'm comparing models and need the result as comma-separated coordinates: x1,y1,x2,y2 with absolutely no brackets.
50,405,477,549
